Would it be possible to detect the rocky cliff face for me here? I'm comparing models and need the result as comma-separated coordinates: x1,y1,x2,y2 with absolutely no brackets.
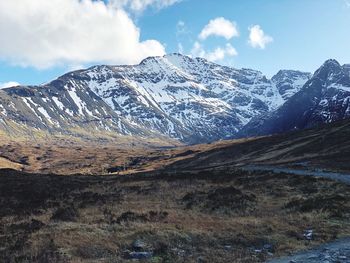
272,70,312,100
241,59,350,137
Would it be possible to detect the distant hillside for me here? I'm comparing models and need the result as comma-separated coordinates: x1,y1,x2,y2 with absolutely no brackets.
165,119,350,173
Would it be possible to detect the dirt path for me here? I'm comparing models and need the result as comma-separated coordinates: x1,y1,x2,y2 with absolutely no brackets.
242,165,350,263
243,165,350,185
267,238,350,263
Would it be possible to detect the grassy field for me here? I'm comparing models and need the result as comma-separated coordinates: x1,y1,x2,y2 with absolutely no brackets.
1,168,349,262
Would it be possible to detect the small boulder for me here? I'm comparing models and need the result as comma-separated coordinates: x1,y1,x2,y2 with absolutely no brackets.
303,229,313,240
132,240,146,251
224,245,232,251
129,251,153,259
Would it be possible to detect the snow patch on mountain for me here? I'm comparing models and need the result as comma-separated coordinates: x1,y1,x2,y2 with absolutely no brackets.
0,54,313,143
76,54,311,142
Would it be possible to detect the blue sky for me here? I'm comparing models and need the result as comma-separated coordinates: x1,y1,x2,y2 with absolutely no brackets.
0,0,350,87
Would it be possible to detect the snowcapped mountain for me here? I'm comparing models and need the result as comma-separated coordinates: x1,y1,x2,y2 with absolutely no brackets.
0,78,149,138
272,70,312,100
0,54,311,143
241,59,350,137
72,54,310,143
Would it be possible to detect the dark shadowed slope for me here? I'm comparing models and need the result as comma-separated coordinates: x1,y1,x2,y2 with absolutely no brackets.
165,119,350,173
241,59,350,137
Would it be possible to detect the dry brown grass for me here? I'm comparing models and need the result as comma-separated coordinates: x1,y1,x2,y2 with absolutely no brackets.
1,169,349,262
0,157,23,170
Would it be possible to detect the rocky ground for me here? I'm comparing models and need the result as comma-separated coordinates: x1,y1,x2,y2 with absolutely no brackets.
268,238,350,263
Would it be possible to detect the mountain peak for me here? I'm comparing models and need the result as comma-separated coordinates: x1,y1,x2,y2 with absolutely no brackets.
322,59,341,67
163,53,186,59
318,59,342,71
313,59,343,80
139,53,216,68
271,69,312,100
139,55,162,66
272,69,311,79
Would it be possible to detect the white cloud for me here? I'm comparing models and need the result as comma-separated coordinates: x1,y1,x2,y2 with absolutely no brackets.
0,82,20,89
225,43,238,56
176,20,188,36
248,25,273,49
177,20,185,27
191,42,206,58
109,0,181,13
199,17,239,40
191,42,237,62
0,0,166,69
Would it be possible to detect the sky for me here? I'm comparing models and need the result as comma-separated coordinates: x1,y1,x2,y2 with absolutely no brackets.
0,0,350,87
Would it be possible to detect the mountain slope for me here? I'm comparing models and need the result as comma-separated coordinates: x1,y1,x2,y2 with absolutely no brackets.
241,59,350,137
85,54,310,142
0,77,161,143
0,54,311,143
164,119,350,173
272,70,312,100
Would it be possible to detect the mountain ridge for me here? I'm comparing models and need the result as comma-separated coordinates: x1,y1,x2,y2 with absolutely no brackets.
240,58,350,137
3,54,348,144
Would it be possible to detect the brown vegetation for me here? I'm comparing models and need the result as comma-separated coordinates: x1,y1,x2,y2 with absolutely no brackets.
1,120,350,262
0,168,349,262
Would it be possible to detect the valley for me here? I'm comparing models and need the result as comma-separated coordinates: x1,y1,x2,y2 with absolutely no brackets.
2,119,349,176
0,56,350,263
1,1,349,262
0,119,350,262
